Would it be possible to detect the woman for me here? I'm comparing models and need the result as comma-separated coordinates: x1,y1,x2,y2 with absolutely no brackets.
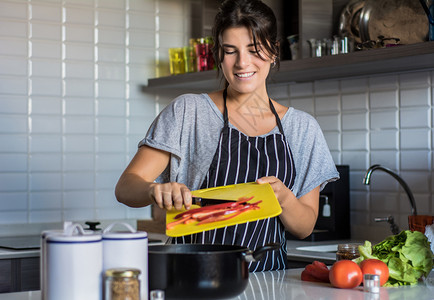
115,0,339,271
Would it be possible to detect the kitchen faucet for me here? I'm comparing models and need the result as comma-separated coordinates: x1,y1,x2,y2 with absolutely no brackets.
363,164,418,215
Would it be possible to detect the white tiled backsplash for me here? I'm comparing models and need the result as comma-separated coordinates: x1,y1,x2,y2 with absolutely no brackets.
0,0,433,242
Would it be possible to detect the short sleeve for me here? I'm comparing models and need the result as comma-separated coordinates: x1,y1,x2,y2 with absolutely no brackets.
282,109,339,198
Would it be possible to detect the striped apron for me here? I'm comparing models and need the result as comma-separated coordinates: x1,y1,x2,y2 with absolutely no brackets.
174,88,296,271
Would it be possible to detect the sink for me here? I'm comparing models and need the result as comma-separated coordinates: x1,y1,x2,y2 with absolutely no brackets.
295,244,338,253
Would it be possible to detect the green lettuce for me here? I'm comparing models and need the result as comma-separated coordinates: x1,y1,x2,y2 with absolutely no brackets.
354,230,433,287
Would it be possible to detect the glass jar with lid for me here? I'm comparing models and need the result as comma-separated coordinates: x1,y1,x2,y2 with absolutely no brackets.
336,243,360,261
104,268,141,300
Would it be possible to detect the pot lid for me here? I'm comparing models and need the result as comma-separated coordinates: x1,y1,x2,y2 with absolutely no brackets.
359,0,428,44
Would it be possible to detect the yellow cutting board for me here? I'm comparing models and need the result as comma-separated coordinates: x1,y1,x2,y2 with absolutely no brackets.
166,182,282,237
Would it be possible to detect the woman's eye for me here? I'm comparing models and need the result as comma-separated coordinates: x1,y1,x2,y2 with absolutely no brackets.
224,50,235,55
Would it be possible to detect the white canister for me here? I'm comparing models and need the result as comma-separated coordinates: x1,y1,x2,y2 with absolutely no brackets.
102,222,148,300
46,224,103,300
41,229,64,300
41,221,75,300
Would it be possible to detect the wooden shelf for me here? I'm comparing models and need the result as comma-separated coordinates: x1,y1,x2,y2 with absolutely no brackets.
141,41,434,93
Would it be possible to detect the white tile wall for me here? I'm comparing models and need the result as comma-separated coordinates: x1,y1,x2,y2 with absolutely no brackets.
0,0,432,242
282,70,434,241
0,0,191,235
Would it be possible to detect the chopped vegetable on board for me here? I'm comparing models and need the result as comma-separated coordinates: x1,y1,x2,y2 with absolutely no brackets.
166,197,261,230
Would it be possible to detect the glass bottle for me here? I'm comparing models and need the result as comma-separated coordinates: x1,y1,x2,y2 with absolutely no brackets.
336,243,360,261
104,268,140,300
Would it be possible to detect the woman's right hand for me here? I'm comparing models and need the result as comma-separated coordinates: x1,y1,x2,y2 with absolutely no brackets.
149,182,193,210
116,145,189,209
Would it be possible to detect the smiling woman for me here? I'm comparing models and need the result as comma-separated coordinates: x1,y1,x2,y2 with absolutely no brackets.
219,26,273,98
115,0,339,272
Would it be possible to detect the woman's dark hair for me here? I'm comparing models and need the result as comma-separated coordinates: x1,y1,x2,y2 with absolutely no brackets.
212,0,280,70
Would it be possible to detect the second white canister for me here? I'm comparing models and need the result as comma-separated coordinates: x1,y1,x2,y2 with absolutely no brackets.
102,222,148,300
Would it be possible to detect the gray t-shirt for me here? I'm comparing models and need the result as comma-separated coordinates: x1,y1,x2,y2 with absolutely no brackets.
139,93,339,196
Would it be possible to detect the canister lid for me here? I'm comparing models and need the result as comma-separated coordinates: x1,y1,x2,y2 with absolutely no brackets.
46,233,101,243
105,268,141,278
102,231,148,240
102,222,147,240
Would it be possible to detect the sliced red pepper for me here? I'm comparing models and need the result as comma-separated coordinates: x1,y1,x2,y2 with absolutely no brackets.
196,204,257,225
301,269,324,282
191,207,230,220
195,201,261,221
167,196,262,230
166,215,192,230
301,261,330,283
174,196,253,219
313,260,329,271
183,218,196,225
194,207,242,221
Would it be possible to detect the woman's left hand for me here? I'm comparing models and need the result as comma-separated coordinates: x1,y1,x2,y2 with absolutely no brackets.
256,176,320,239
256,176,293,207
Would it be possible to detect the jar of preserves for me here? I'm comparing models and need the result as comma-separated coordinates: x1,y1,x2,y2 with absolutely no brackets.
104,268,140,300
336,243,360,261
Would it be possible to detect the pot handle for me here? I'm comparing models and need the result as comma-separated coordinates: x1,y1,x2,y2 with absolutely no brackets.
243,242,280,262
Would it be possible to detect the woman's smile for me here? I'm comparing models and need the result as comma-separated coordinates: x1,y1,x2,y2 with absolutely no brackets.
235,71,255,78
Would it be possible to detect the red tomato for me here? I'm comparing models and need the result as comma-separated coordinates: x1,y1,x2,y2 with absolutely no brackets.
329,260,363,289
359,259,389,286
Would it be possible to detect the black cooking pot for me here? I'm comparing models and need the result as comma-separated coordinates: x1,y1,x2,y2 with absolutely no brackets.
148,243,280,300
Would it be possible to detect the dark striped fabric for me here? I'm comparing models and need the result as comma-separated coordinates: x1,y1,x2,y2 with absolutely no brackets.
174,90,296,272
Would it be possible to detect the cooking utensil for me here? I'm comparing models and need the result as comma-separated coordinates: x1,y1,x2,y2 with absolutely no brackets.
166,182,282,237
338,0,366,44
148,243,280,300
359,0,428,45
191,196,238,207
418,0,434,40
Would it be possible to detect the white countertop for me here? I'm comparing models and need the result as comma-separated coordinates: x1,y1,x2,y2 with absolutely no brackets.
286,238,363,264
1,268,433,300
0,233,169,259
0,236,355,261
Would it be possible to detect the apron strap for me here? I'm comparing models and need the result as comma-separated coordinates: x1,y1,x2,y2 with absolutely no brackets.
223,87,285,136
223,88,229,127
269,100,285,137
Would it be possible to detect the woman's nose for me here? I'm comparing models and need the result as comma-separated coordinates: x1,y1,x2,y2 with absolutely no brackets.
236,50,250,67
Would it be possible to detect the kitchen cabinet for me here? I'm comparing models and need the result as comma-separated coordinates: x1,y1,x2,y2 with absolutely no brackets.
141,41,434,94
0,257,39,293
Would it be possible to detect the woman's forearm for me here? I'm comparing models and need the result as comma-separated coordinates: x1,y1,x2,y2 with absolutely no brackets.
115,172,155,208
279,196,318,239
115,145,171,208
278,186,320,239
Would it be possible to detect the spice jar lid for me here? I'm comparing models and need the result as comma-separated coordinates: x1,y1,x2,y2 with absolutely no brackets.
337,243,360,251
105,268,141,278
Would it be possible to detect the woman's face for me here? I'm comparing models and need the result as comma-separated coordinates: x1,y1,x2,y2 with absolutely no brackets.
220,26,273,96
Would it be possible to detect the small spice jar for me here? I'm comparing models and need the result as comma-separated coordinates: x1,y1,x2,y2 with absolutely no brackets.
336,243,360,261
150,290,165,300
104,268,140,300
363,274,380,293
